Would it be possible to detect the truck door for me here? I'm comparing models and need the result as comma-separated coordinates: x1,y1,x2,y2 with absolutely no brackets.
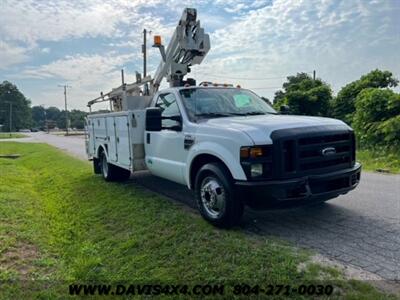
145,93,187,184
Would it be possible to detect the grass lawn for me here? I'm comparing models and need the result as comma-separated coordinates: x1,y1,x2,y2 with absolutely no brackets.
357,149,400,174
0,133,27,139
0,142,396,299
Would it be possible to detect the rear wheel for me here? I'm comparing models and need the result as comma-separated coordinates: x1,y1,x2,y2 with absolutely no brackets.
195,162,243,228
100,151,130,181
93,158,101,174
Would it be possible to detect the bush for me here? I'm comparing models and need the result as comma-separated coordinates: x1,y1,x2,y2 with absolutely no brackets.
273,73,332,116
353,88,400,149
332,70,399,124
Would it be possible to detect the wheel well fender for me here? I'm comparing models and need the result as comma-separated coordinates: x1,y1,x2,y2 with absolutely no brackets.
187,151,246,189
96,144,108,159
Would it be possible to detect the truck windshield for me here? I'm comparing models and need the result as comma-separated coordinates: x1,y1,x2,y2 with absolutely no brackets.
179,88,277,121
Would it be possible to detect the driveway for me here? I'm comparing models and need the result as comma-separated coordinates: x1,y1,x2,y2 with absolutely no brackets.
7,132,400,281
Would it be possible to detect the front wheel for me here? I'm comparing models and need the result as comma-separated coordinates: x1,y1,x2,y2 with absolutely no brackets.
195,162,243,228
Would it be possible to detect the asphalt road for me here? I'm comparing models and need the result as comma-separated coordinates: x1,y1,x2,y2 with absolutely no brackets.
5,132,400,281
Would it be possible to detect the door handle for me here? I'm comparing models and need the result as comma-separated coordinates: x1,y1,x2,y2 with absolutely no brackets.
184,135,195,149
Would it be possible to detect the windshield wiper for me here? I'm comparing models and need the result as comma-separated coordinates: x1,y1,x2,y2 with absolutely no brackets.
245,111,279,115
229,112,267,116
195,113,236,118
194,111,275,119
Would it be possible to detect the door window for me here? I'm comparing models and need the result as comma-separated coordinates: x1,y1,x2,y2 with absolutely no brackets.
155,93,181,129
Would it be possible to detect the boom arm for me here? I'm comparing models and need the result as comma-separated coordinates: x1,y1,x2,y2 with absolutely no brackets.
152,8,210,92
87,8,209,111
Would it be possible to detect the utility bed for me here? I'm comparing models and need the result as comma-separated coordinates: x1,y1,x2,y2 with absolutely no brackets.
86,110,147,172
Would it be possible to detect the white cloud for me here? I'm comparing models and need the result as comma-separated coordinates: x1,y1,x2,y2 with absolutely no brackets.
195,0,400,98
224,3,247,13
1,0,399,108
1,1,126,44
18,52,137,109
20,53,133,82
0,0,183,47
0,41,29,69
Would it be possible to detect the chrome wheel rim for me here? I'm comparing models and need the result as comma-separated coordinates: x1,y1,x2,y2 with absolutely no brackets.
102,154,108,177
200,176,226,218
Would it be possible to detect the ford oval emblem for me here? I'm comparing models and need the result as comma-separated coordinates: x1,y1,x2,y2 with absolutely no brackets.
321,147,336,156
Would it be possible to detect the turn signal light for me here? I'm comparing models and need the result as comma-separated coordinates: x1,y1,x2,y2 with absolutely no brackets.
250,147,263,157
240,147,264,158
240,147,250,158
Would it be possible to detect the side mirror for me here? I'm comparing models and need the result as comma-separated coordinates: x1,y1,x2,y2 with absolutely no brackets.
167,115,182,123
280,105,290,114
163,115,182,131
146,107,162,131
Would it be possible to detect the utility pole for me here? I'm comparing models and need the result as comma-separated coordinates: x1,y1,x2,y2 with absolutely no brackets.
142,28,147,78
313,70,316,81
5,101,12,137
58,84,71,135
2,102,13,137
40,104,48,133
9,102,12,136
3,90,12,137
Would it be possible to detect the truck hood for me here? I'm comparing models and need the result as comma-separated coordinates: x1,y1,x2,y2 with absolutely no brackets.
201,114,350,144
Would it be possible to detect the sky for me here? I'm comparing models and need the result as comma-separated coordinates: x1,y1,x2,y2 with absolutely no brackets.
1,0,399,111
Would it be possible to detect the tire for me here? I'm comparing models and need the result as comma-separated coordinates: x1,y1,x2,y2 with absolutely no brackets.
99,151,130,181
195,162,244,228
93,158,101,174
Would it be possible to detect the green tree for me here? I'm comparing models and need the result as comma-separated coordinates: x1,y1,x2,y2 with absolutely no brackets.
32,106,46,128
332,69,398,124
56,110,67,129
353,88,400,149
32,106,87,130
69,109,87,129
0,81,32,131
44,106,61,128
273,73,332,116
45,107,61,121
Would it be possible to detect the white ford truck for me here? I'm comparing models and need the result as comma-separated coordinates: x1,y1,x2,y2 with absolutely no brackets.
85,8,361,227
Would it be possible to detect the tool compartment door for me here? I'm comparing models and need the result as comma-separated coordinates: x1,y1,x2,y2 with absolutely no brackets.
93,116,107,155
106,116,117,162
115,116,131,167
86,118,95,157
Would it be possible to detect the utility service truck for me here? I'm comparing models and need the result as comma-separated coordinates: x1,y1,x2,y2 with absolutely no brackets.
86,8,361,227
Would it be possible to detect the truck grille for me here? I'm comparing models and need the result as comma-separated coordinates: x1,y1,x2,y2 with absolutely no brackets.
271,126,355,179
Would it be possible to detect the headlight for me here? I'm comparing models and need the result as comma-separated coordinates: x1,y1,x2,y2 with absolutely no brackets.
240,145,273,180
250,163,263,177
